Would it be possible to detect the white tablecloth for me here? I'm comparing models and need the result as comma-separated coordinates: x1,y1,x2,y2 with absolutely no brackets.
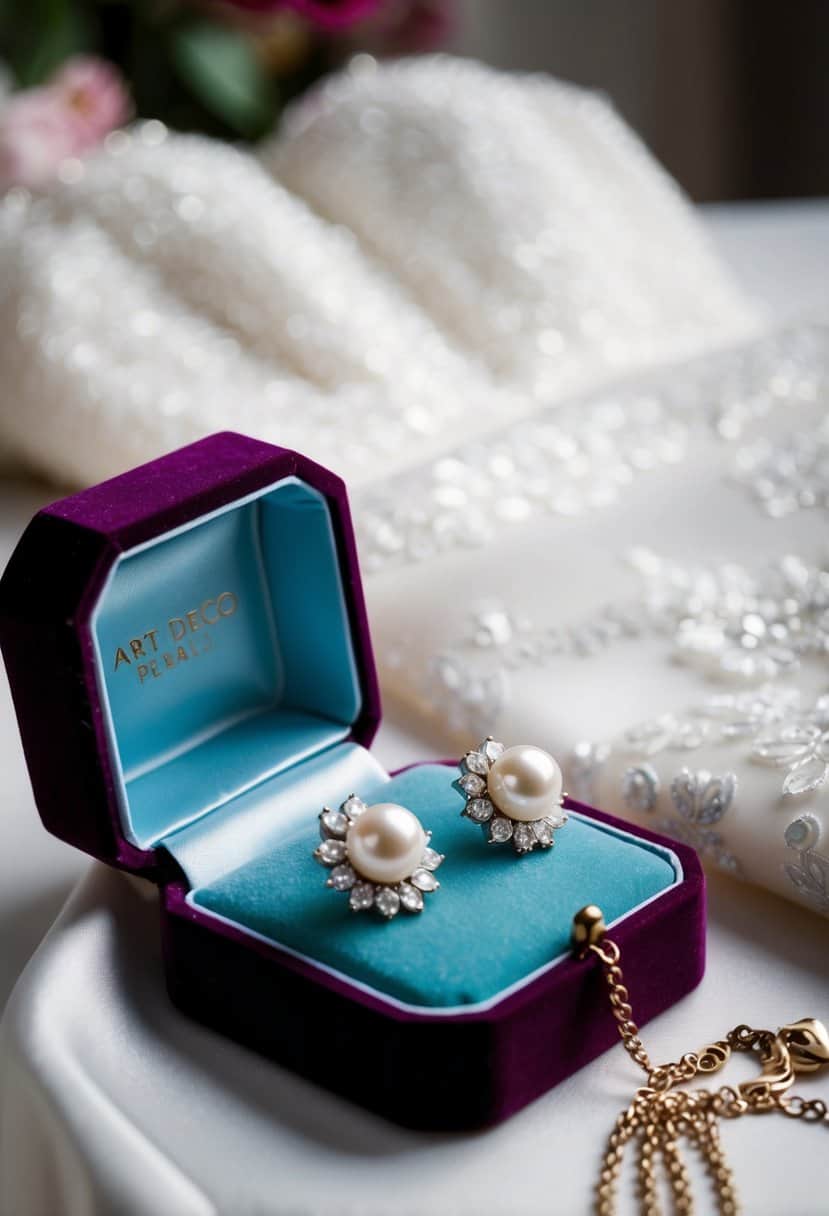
1,204,828,1216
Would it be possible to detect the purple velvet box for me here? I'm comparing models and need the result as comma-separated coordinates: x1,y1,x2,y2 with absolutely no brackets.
0,432,705,1130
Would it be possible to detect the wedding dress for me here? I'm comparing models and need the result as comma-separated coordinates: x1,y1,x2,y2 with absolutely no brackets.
0,54,825,923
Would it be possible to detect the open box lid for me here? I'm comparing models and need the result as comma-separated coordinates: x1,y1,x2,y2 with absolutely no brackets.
0,433,381,878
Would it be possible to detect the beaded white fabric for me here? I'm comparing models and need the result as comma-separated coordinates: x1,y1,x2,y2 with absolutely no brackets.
0,54,756,487
362,320,829,917
4,54,825,915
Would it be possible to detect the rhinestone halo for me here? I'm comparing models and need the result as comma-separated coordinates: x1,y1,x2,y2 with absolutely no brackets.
314,794,444,919
454,737,568,855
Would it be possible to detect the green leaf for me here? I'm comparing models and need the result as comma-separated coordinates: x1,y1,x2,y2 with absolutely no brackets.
6,0,91,87
170,23,276,139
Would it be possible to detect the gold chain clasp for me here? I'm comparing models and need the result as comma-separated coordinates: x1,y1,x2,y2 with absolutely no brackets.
569,906,829,1214
735,1018,829,1106
779,1018,829,1074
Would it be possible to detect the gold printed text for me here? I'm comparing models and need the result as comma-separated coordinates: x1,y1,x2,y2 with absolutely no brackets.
112,591,238,684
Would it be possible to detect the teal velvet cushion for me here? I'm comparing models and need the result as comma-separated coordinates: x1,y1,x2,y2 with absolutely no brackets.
194,764,678,1008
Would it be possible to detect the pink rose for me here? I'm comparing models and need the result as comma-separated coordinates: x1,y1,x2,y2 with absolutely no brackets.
0,57,130,190
53,57,132,146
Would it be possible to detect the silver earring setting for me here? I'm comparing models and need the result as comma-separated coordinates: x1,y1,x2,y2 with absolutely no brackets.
314,794,443,918
455,737,568,855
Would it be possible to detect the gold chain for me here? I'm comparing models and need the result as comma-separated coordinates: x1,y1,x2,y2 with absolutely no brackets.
571,906,829,1215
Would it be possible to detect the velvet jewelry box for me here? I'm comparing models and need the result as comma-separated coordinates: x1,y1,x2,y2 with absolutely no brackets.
0,432,705,1130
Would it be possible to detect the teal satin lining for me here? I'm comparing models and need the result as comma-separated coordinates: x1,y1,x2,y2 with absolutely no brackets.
92,478,361,848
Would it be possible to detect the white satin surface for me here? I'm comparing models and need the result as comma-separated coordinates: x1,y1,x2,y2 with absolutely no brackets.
1,853,827,1216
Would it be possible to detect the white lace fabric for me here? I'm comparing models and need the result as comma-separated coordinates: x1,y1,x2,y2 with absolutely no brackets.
3,56,825,916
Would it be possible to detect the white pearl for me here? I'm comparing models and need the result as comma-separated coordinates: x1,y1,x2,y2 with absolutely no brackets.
487,745,563,822
346,803,426,885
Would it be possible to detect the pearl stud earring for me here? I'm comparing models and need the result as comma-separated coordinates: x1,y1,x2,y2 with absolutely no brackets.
455,738,568,854
314,795,443,918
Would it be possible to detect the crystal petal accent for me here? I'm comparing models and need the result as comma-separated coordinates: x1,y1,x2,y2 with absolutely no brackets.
411,868,439,892
512,823,535,853
466,797,494,822
464,751,490,776
374,887,401,919
328,863,356,890
782,756,829,798
420,847,443,871
349,881,375,910
458,772,486,796
316,839,347,865
481,738,505,762
397,881,424,912
531,818,555,846
488,815,513,843
342,794,367,818
320,808,349,839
